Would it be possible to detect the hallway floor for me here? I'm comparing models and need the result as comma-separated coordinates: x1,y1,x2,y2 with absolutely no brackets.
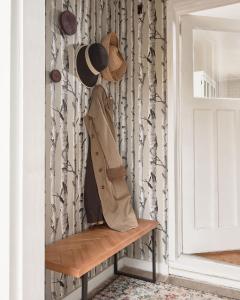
196,251,240,265
93,276,233,300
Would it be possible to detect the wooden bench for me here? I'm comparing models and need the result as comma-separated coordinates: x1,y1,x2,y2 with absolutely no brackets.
45,219,158,299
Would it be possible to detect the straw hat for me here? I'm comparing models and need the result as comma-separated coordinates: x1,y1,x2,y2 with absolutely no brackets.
101,32,127,82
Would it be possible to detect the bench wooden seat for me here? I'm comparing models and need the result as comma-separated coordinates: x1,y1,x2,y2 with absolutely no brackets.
45,219,158,299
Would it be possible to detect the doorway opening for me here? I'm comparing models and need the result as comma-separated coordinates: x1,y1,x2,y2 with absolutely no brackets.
181,3,240,267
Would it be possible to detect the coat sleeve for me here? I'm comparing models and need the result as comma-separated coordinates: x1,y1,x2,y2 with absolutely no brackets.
88,96,123,169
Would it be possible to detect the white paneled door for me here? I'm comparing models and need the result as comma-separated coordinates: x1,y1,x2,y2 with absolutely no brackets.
181,15,240,253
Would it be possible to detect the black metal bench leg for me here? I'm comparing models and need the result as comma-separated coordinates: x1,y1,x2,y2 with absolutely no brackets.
113,228,157,283
114,253,118,274
151,228,157,283
82,273,88,300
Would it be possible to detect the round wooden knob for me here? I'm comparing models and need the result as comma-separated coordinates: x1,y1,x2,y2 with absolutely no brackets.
59,10,77,35
50,70,61,83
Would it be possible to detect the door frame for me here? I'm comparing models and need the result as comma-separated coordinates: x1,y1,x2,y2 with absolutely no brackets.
167,0,240,289
10,0,45,299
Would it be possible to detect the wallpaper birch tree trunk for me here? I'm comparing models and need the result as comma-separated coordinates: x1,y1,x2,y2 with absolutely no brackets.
59,1,71,295
130,0,136,204
137,0,147,258
67,0,78,239
69,0,79,288
99,0,104,41
45,1,168,299
49,1,59,298
147,0,158,221
113,0,120,143
81,0,91,231
106,0,111,95
60,1,69,242
137,0,146,218
117,0,121,147
120,0,128,166
161,0,168,262
78,0,84,233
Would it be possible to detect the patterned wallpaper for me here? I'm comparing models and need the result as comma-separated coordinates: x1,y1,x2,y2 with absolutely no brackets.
45,0,167,298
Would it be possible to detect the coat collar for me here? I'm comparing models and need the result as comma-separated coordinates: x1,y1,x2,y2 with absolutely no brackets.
87,85,115,137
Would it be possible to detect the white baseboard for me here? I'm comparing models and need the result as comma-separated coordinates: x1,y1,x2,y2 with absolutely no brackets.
123,257,169,276
63,257,168,300
169,255,240,290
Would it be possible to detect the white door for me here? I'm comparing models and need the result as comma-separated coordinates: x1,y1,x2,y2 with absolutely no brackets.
181,15,240,253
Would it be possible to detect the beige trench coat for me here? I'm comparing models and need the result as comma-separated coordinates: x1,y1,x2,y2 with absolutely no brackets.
84,85,138,232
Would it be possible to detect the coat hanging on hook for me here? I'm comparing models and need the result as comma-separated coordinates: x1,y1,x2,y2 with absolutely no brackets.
84,85,138,232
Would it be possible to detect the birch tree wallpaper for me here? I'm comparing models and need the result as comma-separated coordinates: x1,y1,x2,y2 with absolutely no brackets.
45,0,167,298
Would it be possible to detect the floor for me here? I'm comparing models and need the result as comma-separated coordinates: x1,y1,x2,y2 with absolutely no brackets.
93,276,234,300
196,251,240,265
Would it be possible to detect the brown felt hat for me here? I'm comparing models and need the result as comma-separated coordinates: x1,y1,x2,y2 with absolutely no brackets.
75,43,108,88
101,32,127,82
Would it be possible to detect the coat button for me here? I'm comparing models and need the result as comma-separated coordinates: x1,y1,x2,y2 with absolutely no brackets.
101,185,104,189
95,151,99,156
99,168,102,172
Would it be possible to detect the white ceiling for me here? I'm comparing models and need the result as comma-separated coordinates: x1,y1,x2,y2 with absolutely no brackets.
191,3,240,19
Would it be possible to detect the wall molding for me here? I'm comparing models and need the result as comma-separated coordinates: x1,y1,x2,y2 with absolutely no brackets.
1,1,11,300
10,0,45,300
